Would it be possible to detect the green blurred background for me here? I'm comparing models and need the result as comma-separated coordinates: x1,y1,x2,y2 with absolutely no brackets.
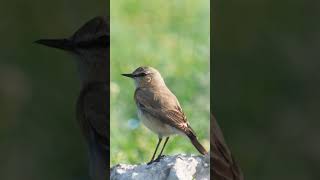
2,0,318,179
0,1,107,180
213,1,320,179
110,0,210,165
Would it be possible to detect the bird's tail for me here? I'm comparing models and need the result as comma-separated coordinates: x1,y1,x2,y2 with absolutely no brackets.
187,132,207,155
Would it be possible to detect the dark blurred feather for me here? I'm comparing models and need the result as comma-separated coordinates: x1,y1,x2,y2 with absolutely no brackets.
77,82,109,180
211,114,244,180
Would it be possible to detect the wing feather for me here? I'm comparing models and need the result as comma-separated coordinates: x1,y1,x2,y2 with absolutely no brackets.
134,88,193,134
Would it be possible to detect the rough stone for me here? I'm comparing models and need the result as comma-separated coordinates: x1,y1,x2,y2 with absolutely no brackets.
110,154,210,180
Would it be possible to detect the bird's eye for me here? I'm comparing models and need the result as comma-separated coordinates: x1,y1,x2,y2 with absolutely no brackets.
135,72,148,77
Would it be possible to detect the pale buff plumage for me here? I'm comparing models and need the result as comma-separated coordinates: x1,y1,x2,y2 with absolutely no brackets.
122,66,207,164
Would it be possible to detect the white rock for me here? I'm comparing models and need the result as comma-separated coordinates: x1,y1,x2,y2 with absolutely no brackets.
110,154,210,180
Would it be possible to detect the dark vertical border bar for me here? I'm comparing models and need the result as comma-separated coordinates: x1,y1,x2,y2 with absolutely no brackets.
212,0,320,179
33,1,110,179
211,1,244,180
106,0,111,178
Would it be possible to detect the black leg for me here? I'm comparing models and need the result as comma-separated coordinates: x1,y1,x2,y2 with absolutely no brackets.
147,138,162,165
156,137,169,160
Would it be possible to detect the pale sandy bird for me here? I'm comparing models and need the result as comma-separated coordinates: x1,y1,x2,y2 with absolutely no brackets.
122,66,207,164
35,16,109,180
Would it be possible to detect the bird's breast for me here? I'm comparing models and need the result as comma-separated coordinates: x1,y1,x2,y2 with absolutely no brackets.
137,109,182,138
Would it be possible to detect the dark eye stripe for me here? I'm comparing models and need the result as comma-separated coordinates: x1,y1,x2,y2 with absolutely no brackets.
134,72,147,77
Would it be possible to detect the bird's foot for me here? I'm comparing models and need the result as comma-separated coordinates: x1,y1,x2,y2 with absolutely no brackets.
147,155,166,165
147,160,154,165
154,155,166,162
158,155,166,159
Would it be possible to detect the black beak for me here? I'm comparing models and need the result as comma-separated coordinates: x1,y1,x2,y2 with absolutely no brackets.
121,73,135,78
34,38,74,51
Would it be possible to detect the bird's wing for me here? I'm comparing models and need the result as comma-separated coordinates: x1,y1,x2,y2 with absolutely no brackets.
134,88,194,134
77,82,109,146
211,114,243,180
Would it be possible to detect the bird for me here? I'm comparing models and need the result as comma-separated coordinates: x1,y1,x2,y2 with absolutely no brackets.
122,66,207,164
35,16,109,180
211,114,244,180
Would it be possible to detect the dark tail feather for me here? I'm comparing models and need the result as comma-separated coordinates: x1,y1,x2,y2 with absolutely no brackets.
188,133,207,155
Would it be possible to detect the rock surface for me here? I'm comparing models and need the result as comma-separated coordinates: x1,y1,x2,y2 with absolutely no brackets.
110,154,210,180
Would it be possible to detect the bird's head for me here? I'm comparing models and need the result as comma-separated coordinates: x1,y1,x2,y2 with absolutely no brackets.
122,66,165,88
35,16,109,64
35,16,109,85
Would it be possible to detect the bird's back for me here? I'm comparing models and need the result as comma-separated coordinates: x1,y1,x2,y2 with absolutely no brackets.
134,86,180,110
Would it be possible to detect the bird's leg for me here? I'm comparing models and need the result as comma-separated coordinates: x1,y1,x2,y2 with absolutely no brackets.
147,138,162,165
155,137,170,161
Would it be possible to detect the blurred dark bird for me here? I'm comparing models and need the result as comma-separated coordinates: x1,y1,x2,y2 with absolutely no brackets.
35,16,109,180
211,114,244,180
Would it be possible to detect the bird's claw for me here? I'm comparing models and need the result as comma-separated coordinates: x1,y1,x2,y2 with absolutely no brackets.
147,160,154,165
147,155,166,165
154,154,166,162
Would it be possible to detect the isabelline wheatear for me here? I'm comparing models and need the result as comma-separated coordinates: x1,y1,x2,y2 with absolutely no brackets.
122,66,207,164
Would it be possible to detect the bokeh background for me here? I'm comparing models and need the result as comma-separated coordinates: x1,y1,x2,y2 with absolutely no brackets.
110,0,210,165
213,1,320,179
3,0,318,179
0,1,107,180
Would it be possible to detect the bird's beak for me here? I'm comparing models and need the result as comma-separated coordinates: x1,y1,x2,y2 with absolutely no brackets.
34,38,74,51
121,73,135,78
